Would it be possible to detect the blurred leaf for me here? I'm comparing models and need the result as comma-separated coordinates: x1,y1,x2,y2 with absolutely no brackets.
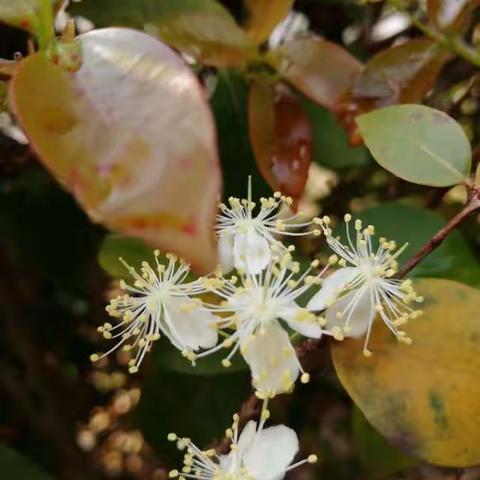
69,0,257,68
98,234,152,280
300,97,369,170
10,28,221,274
248,78,311,199
0,0,53,32
357,105,471,187
138,368,250,450
211,70,272,199
244,0,293,44
345,203,480,287
427,0,480,31
0,443,54,479
267,36,362,110
350,39,449,109
154,341,247,376
353,407,417,478
332,278,480,467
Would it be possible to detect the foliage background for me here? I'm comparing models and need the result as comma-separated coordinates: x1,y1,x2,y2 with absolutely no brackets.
0,1,479,480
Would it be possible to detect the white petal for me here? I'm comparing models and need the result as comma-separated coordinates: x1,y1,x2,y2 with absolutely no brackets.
233,228,271,274
218,231,235,274
307,267,358,311
163,297,218,350
240,320,300,396
326,287,374,338
280,302,323,338
244,424,299,480
237,420,257,456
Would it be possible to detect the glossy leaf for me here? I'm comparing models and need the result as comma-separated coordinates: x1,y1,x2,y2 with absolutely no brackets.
357,104,471,186
427,0,480,31
332,278,480,467
248,79,311,199
10,28,221,273
69,0,257,68
244,0,293,44
343,203,480,287
267,37,362,111
350,39,449,109
0,443,54,479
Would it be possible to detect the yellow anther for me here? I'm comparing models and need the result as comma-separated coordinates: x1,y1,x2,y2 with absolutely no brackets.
328,254,338,265
301,373,310,384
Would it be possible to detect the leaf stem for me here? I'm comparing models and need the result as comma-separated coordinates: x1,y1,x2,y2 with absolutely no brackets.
37,0,55,50
388,0,480,68
395,187,480,279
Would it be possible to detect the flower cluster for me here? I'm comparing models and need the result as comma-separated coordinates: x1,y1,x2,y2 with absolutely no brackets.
92,178,422,477
93,180,422,391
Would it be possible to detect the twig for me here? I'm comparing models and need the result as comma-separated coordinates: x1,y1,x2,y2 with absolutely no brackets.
395,185,480,279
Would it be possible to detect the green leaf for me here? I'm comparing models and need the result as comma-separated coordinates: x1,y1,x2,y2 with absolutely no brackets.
353,407,417,478
357,105,471,187
154,342,247,376
69,0,257,68
138,368,250,451
211,70,271,199
10,28,221,274
300,97,370,170
98,234,153,279
0,443,54,479
332,278,480,467
342,203,480,287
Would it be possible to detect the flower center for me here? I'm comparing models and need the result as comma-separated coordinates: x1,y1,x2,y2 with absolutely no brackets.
231,286,278,326
147,283,173,307
358,260,383,284
235,218,260,233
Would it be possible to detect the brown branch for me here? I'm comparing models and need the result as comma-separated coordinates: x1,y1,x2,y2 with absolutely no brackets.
395,186,480,279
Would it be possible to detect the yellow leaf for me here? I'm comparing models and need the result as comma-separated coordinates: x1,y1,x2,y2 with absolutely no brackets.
244,0,294,44
331,278,480,467
10,28,221,273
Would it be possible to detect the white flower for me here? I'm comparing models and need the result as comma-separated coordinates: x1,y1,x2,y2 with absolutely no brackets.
217,179,320,275
91,251,218,373
198,249,330,397
308,215,423,356
168,410,317,480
